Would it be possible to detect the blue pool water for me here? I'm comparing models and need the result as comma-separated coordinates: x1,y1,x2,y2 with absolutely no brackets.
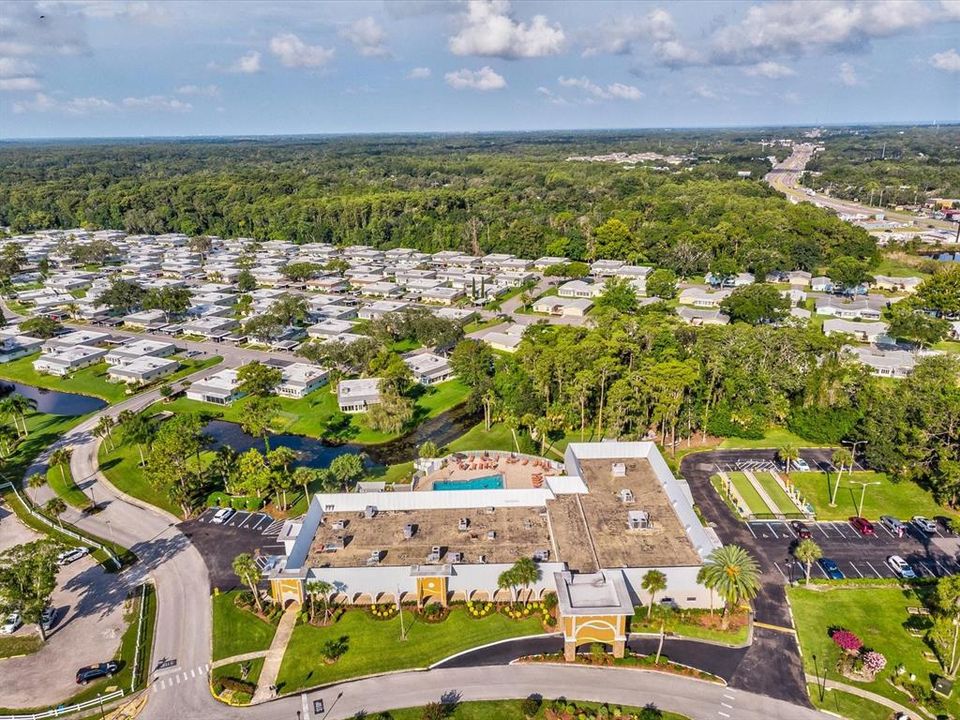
433,474,504,491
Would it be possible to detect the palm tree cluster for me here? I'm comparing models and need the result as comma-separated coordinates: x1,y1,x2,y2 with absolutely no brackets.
696,545,761,629
497,557,542,604
0,391,37,454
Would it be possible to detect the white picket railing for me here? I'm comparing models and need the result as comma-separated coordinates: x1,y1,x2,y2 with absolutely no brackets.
130,582,152,692
0,481,120,569
0,690,125,720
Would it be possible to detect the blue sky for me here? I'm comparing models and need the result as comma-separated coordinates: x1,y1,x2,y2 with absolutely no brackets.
1,0,958,138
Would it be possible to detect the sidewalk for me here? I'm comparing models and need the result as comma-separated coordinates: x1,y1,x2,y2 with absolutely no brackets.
805,672,921,719
251,604,300,704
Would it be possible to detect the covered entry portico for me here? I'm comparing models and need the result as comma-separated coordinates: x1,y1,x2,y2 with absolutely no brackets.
554,570,633,661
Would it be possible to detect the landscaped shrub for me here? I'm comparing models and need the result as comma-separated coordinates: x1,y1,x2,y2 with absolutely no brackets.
245,496,262,511
831,629,863,654
369,602,398,620
862,650,886,674
520,695,542,717
465,600,494,618
219,677,255,696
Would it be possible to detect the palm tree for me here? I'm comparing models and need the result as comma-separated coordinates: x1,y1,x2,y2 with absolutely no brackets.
830,448,854,507
778,444,799,475
94,416,116,451
26,472,45,490
794,539,823,587
49,447,73,486
0,422,17,456
497,567,518,604
699,545,761,629
44,497,67,528
641,570,668,619
306,579,334,623
119,410,153,466
292,466,315,506
697,566,715,616
481,389,497,431
508,557,542,604
504,413,520,454
232,553,264,614
5,393,37,437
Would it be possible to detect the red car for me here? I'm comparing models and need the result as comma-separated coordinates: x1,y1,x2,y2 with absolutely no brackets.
849,516,875,536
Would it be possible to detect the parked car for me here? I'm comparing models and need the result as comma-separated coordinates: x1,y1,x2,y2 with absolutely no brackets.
211,508,234,525
792,457,811,472
912,516,937,534
790,520,812,539
56,547,90,566
818,558,845,580
40,607,56,632
880,515,906,537
887,555,917,580
1,612,22,635
849,516,876,536
76,661,120,685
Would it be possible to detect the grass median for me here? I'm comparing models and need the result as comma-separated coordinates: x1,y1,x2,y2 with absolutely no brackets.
382,700,690,720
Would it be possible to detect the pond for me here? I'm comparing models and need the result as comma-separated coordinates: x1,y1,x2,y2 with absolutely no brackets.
203,401,482,468
0,381,108,416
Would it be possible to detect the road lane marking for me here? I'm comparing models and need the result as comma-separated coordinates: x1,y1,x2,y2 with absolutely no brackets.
720,702,733,708
723,693,736,700
754,621,796,635
718,712,730,717
864,561,882,578
190,669,196,678
848,562,863,578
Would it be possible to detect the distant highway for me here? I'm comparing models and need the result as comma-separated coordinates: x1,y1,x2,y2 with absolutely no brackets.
765,143,958,234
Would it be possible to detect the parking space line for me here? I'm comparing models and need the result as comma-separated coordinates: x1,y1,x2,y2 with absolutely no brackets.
832,523,848,539
816,524,830,539
766,523,779,537
848,562,863,578
772,562,788,581
228,511,249,527
864,561,882,578
815,563,828,578
745,523,758,538
240,513,260,529
876,523,894,538
252,515,269,530
922,561,939,577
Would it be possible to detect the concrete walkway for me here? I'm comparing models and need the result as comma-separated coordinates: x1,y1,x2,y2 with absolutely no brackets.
210,650,268,669
251,604,300,703
805,672,922,719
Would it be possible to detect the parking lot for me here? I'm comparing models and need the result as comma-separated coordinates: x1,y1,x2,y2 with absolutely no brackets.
747,517,960,583
177,507,287,590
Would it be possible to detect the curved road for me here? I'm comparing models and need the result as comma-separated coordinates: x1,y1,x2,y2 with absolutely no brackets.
766,143,958,234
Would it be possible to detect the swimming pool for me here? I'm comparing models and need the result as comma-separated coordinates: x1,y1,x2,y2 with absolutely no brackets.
433,474,504,491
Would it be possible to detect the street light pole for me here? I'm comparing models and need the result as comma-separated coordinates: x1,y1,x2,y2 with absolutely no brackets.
850,480,881,518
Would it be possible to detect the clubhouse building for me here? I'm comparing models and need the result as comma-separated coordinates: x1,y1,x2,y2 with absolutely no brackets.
266,441,722,660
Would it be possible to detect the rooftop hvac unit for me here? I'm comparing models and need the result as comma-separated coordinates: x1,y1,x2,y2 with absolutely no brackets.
366,550,381,566
533,549,550,562
619,488,635,504
428,546,442,562
486,530,497,541
458,517,470,531
611,462,626,478
627,510,650,530
478,554,487,564
403,523,416,539
450,551,463,563
332,519,347,530
364,505,378,519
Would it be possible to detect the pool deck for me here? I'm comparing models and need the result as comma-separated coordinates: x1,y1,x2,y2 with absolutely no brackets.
417,452,563,491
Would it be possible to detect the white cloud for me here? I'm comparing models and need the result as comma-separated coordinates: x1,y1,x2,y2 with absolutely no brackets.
444,66,506,90
213,50,262,74
406,67,432,79
941,0,960,20
269,33,334,69
55,1,172,24
449,0,565,59
175,84,220,97
536,85,568,105
0,57,40,91
340,17,389,57
122,95,192,111
13,91,191,114
930,48,960,72
581,9,677,56
691,84,720,100
838,62,860,86
558,76,643,101
743,61,796,78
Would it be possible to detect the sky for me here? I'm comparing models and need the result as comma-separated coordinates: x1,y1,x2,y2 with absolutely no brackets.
0,0,958,139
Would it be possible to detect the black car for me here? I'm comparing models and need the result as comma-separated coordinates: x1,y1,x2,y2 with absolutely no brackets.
76,661,119,685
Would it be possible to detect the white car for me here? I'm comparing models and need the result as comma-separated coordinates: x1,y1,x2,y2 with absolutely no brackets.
56,547,90,567
912,516,938,534
1,612,21,635
887,555,917,580
211,508,234,525
793,457,811,472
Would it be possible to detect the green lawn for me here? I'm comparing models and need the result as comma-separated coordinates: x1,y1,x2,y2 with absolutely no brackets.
447,422,517,454
0,354,221,403
0,633,42,659
873,255,931,279
98,438,184,518
166,378,469,444
211,591,278,661
789,470,955,521
719,427,825,449
276,607,544,693
382,700,689,720
630,607,750,646
807,684,892,720
789,584,956,717
753,471,803,515
213,657,264,686
46,463,93,511
725,472,772,515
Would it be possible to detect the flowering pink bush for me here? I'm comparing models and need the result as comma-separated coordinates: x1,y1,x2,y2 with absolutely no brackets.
862,650,886,672
832,630,863,653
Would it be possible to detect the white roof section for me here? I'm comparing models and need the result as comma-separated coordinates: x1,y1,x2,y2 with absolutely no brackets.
312,488,553,513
